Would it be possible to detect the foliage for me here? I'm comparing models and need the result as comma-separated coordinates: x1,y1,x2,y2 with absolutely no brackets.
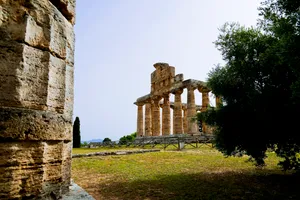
73,116,81,148
119,132,137,145
103,137,112,143
197,107,218,127
203,0,300,170
81,141,88,147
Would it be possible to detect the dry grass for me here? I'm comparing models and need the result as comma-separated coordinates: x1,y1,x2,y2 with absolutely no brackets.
72,146,299,200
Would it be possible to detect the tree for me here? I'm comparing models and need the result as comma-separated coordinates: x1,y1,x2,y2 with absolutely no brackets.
73,117,81,148
81,141,88,147
103,137,112,143
119,132,137,145
203,0,300,170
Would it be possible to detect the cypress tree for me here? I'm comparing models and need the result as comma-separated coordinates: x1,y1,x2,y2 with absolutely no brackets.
73,117,81,148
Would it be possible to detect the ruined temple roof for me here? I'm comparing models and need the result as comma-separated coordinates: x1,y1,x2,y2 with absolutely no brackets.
134,94,151,104
134,63,211,105
153,62,170,69
170,79,208,93
134,78,210,104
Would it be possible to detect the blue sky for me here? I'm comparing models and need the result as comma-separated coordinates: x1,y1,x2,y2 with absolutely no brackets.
74,0,262,141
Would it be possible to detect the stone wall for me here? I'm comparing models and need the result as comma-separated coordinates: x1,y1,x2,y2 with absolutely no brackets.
0,0,75,199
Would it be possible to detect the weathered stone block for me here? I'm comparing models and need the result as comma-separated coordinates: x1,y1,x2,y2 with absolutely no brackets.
0,107,72,141
0,42,50,110
65,23,75,65
0,3,27,42
0,142,44,167
151,63,175,96
25,14,50,49
23,0,75,60
64,65,74,119
62,142,72,185
49,16,75,65
43,141,64,163
0,75,20,104
0,42,74,113
49,0,76,24
49,15,67,59
62,158,72,185
0,165,44,199
0,0,74,60
0,41,23,76
19,45,50,110
0,41,23,106
0,45,73,113
0,2,50,49
47,55,66,113
0,140,71,199
62,141,72,160
43,163,63,182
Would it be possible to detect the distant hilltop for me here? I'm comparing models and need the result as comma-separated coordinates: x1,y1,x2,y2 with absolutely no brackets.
84,139,103,143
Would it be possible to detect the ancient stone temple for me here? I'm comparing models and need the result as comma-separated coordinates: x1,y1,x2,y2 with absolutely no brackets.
0,0,76,199
134,63,220,137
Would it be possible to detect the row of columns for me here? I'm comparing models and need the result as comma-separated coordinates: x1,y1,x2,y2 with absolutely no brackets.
136,87,216,137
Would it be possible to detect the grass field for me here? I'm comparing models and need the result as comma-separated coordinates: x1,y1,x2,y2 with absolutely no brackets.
72,146,299,200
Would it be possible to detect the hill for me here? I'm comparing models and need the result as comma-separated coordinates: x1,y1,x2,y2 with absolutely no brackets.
84,139,103,143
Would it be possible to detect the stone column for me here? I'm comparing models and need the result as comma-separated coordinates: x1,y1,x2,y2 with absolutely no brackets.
202,91,209,111
136,103,144,137
0,1,76,199
187,86,198,134
216,96,222,108
173,90,183,134
151,97,161,136
182,105,188,133
145,103,152,136
200,89,210,133
162,94,171,135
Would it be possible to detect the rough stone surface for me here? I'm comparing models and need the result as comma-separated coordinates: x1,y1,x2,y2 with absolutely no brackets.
0,107,72,141
216,96,222,108
201,91,209,133
162,94,170,135
187,86,198,134
0,0,75,199
173,90,183,134
151,98,161,136
145,103,152,136
136,104,144,137
50,0,76,25
182,105,188,133
151,63,175,96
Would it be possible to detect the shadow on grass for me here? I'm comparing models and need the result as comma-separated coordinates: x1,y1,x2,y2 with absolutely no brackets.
83,170,299,200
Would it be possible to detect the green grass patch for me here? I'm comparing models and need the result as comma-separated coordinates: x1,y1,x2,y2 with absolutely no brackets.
72,146,299,200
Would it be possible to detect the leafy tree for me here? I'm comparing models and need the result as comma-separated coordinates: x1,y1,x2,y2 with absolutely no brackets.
131,132,137,138
202,0,300,170
81,141,88,147
73,117,81,148
119,132,137,145
103,137,112,143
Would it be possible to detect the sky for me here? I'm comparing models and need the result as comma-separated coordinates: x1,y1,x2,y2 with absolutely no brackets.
74,0,262,141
